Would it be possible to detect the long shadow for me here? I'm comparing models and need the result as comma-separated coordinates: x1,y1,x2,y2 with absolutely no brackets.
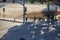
0,20,60,40
0,22,34,40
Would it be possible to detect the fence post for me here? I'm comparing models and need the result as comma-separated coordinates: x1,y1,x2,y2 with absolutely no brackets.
3,8,5,19
39,18,41,21
34,17,36,22
26,16,28,22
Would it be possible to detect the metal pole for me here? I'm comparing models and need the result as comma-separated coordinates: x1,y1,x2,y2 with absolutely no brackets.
12,0,15,3
47,0,49,15
17,0,26,23
23,0,25,23
47,0,50,21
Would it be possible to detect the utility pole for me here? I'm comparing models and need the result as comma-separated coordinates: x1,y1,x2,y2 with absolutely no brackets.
47,0,49,13
47,0,55,22
23,0,27,23
17,0,27,23
47,0,49,18
12,0,15,3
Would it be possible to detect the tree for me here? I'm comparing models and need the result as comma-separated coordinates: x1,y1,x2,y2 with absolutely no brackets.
29,0,35,4
35,0,43,3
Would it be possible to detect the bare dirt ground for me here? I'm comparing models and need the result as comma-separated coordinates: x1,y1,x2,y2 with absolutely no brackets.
27,12,47,19
0,3,47,20
0,3,60,20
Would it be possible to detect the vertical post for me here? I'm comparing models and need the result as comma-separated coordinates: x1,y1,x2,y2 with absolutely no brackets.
47,0,49,12
12,0,15,3
47,0,50,21
39,18,41,21
3,8,5,19
26,16,28,22
17,0,27,23
47,0,49,15
55,7,57,21
34,17,36,22
23,0,25,23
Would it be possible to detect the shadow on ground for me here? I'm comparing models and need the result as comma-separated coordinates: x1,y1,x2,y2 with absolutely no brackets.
0,19,60,40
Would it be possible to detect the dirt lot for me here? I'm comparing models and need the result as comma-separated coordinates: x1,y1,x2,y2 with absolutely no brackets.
26,12,47,19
